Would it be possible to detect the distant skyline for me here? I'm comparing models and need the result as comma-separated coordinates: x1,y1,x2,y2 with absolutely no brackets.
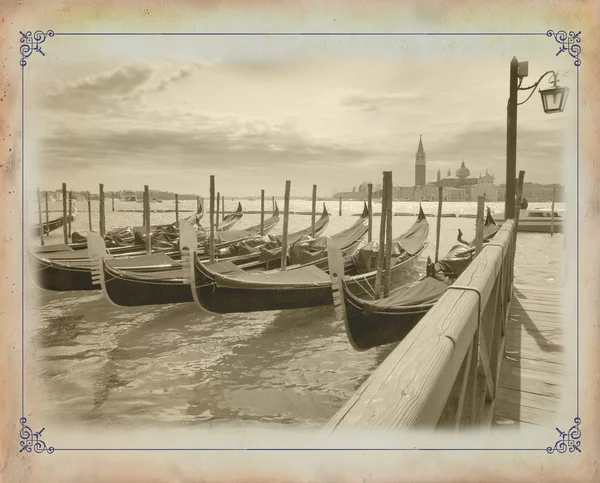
27,33,576,198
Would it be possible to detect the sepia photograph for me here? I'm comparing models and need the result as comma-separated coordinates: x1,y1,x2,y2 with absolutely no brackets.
1,1,598,482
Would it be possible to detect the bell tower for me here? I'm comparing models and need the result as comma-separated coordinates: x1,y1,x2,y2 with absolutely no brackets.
415,135,426,187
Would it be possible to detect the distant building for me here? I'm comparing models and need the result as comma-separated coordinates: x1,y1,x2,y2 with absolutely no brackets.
470,171,499,202
120,190,137,202
415,135,426,187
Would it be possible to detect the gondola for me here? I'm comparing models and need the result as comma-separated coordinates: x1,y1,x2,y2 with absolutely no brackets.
329,208,499,351
184,204,428,314
29,203,272,292
67,202,205,250
89,204,330,307
31,208,77,237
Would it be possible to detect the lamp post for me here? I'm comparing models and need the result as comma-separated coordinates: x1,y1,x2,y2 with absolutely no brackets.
504,57,569,219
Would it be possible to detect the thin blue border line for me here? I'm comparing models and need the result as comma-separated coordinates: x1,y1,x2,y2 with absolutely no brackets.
51,447,548,451
576,66,580,418
21,64,25,420
51,32,547,36
20,30,579,452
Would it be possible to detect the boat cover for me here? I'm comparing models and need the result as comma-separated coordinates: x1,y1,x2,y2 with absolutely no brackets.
108,252,176,269
359,276,449,311
287,204,369,265
351,213,429,273
35,243,74,254
208,260,330,289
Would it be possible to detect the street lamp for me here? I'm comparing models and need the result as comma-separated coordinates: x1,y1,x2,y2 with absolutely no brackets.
504,57,569,219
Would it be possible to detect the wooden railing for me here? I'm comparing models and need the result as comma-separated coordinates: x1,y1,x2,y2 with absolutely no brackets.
328,219,516,431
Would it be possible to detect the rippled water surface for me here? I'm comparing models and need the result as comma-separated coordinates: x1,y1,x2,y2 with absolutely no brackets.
28,199,567,427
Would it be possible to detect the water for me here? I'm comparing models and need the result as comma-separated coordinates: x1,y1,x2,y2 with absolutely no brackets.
28,199,565,428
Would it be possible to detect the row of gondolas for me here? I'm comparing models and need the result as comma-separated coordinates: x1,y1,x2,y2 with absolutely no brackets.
29,201,499,350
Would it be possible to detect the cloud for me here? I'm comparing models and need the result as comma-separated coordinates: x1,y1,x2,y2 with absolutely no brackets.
41,62,213,113
39,113,368,174
341,91,426,112
426,122,567,183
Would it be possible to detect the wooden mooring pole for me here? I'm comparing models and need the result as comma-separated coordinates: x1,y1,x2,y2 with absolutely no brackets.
435,186,443,263
367,183,373,242
87,192,92,231
144,185,150,254
112,192,115,212
209,176,215,263
99,183,106,237
216,192,220,230
44,191,49,236
37,188,44,246
311,184,317,237
550,186,556,237
475,195,485,255
62,183,68,244
68,190,73,239
339,196,342,216
374,172,391,299
222,194,225,221
260,190,265,236
383,172,393,297
175,194,179,226
281,180,291,271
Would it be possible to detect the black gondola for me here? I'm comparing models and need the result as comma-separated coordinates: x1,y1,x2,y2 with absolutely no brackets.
329,208,499,351
184,205,429,314
29,203,272,292
90,204,330,306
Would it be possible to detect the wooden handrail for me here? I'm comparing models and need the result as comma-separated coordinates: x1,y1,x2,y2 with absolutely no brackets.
328,220,515,432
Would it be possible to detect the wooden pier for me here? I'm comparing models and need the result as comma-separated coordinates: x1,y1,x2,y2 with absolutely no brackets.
328,218,565,432
493,284,564,429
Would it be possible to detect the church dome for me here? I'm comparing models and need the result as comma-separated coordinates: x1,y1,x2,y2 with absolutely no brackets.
456,161,470,179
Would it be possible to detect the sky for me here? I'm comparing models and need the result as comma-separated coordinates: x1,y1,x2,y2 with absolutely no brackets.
26,33,576,198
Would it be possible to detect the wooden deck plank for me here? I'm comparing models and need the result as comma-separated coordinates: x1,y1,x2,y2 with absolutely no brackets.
498,364,565,385
494,400,558,427
501,357,567,375
495,284,565,430
494,417,547,430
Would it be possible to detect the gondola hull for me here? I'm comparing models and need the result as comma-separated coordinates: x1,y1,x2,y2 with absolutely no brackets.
192,240,424,314
341,287,431,351
29,254,95,291
101,262,192,306
193,261,334,313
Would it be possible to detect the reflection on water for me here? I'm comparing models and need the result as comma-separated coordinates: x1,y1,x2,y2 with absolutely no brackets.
29,200,566,427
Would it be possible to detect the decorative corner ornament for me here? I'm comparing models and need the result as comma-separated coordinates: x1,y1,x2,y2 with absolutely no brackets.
19,418,55,454
546,30,581,66
546,417,581,454
20,30,55,67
